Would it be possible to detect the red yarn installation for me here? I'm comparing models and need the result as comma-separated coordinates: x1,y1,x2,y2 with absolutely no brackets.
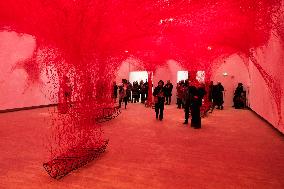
0,0,283,177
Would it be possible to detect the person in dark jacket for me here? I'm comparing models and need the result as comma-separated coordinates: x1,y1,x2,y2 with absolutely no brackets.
153,80,166,121
183,78,205,128
144,79,149,100
132,81,140,103
176,81,184,109
119,79,128,109
164,80,173,105
233,83,245,109
140,80,147,103
189,80,204,128
215,82,224,110
113,81,118,102
182,80,190,124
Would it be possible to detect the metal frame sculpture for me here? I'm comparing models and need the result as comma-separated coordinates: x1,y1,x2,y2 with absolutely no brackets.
95,106,121,123
43,139,109,180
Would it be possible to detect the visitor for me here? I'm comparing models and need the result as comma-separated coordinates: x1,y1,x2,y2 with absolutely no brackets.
112,81,118,103
176,81,184,109
209,83,218,113
233,83,246,109
140,80,146,103
153,80,166,121
183,80,191,124
144,79,149,100
208,81,214,104
118,79,128,109
132,81,140,103
215,82,224,110
126,81,132,103
189,80,204,129
63,75,72,106
164,80,173,105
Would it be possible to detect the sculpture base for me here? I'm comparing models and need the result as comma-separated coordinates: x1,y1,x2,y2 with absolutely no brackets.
43,139,109,179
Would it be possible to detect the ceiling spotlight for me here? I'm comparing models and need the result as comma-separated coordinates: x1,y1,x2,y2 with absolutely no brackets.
223,72,228,76
207,46,212,50
125,50,128,53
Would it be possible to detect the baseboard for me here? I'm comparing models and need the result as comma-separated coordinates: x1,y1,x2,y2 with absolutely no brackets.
0,104,57,114
247,107,284,136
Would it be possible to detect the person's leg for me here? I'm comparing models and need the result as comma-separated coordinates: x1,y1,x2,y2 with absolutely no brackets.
169,96,171,105
119,98,122,108
220,100,224,110
124,97,128,109
184,106,189,124
155,104,159,119
191,106,199,128
183,105,190,124
194,107,201,129
159,106,164,120
177,98,181,108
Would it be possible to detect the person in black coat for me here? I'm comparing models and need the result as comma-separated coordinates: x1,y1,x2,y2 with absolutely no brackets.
183,80,205,128
189,82,205,129
182,80,190,124
233,83,245,109
113,81,118,102
153,80,166,121
164,80,173,105
215,82,224,110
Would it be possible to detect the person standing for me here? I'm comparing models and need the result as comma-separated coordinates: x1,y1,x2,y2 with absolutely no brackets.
210,83,218,113
140,80,146,103
233,83,245,109
144,79,149,100
132,81,140,103
182,80,191,124
215,82,224,110
164,80,173,105
126,81,132,103
118,79,128,109
189,80,204,128
153,80,166,121
113,81,118,103
176,81,184,109
208,81,214,103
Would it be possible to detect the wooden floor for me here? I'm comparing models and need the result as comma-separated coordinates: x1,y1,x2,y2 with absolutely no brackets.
0,104,284,189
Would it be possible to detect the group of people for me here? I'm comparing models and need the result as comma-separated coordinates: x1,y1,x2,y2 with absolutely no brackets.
208,81,225,111
113,79,149,109
154,79,206,128
113,77,246,129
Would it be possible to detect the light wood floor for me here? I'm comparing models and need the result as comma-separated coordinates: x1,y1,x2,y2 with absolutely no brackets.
0,104,284,189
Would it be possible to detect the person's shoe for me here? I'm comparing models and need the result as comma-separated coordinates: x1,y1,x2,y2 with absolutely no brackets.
183,121,188,124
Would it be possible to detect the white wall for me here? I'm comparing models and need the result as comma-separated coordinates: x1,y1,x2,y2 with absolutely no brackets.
116,58,187,104
211,32,284,134
211,55,251,107
0,31,56,110
248,32,284,133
